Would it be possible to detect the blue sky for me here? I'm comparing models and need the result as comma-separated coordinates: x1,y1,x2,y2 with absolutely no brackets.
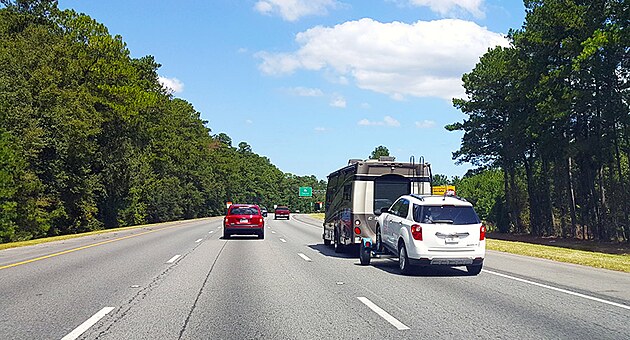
59,0,526,180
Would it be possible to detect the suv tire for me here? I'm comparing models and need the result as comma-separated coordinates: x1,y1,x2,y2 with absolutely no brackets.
466,264,482,275
399,242,412,275
375,225,383,252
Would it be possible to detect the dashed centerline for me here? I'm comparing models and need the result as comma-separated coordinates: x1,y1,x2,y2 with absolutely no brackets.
298,253,312,262
166,255,181,264
195,238,203,243
357,297,409,331
279,238,287,243
61,307,115,340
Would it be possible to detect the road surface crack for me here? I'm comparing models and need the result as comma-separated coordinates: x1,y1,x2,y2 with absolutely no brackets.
178,241,227,339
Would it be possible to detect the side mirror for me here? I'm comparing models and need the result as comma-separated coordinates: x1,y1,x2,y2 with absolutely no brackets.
375,207,389,216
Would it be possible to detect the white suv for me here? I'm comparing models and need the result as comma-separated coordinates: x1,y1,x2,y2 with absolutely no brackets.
374,194,485,275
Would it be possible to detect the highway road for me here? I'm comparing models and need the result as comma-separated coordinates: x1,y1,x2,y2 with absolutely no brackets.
1,215,629,339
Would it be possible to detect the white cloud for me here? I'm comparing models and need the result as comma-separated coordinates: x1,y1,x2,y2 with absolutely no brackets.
415,120,436,128
407,0,485,18
286,86,324,97
254,0,339,22
314,127,329,132
330,94,346,108
358,115,400,127
246,119,254,124
158,76,184,93
257,18,509,100
361,102,371,109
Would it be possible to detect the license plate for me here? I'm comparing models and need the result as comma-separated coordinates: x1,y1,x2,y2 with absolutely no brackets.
445,237,458,244
239,219,248,224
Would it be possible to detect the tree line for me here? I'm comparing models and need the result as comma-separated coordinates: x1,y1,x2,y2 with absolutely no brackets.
0,1,325,243
448,0,629,242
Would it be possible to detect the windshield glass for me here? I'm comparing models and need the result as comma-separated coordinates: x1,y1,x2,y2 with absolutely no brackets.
413,205,480,224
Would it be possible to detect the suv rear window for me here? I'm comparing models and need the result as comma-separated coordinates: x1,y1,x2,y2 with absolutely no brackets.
276,207,289,211
230,207,259,215
413,204,480,225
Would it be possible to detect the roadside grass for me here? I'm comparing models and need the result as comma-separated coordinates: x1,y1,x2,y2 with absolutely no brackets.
0,217,217,251
487,239,630,273
308,213,630,273
310,213,325,221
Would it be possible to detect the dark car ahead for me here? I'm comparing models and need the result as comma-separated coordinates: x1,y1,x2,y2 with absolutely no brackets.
224,204,264,239
274,206,290,220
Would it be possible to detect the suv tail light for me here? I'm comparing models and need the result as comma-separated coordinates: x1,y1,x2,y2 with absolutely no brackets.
354,227,361,235
411,224,423,241
480,225,486,241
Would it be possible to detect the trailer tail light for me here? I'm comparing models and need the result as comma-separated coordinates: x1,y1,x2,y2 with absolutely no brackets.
480,225,486,241
354,227,361,235
411,224,423,241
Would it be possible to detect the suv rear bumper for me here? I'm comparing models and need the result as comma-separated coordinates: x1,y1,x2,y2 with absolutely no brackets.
225,226,264,235
409,257,484,267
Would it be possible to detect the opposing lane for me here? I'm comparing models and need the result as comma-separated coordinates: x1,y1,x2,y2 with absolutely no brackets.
0,218,222,339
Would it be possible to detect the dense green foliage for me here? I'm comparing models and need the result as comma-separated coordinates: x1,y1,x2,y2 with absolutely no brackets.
369,145,390,159
0,1,325,243
449,0,629,241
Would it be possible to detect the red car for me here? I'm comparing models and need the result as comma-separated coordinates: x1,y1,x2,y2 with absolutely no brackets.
274,206,290,220
223,204,264,239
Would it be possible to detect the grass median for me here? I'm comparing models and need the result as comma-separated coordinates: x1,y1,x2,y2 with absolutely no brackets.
308,213,630,273
0,217,219,251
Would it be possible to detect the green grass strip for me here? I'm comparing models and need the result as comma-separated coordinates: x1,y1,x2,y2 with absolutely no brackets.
0,217,218,251
487,239,630,273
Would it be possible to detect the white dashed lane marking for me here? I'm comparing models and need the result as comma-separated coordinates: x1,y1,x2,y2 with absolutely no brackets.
61,307,115,340
166,255,181,264
357,297,409,331
298,253,312,262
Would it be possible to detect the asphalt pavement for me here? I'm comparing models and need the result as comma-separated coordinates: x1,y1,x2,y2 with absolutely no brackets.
1,215,628,339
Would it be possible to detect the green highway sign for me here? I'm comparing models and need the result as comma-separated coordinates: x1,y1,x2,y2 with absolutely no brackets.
299,187,313,197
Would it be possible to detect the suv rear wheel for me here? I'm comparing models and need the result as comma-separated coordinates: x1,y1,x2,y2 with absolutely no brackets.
466,264,482,275
398,242,412,275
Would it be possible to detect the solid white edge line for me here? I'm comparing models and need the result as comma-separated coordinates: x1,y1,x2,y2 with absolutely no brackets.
483,270,630,311
195,238,203,243
279,238,287,243
298,253,312,262
209,231,214,234
357,297,409,330
166,255,181,264
61,306,115,340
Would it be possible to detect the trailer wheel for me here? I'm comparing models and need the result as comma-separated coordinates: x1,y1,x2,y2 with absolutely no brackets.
359,241,371,265
334,229,344,253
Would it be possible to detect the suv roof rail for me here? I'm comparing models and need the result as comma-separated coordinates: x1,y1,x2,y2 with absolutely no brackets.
409,194,425,201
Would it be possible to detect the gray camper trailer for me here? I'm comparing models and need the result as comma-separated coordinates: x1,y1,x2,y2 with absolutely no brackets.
323,156,432,252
